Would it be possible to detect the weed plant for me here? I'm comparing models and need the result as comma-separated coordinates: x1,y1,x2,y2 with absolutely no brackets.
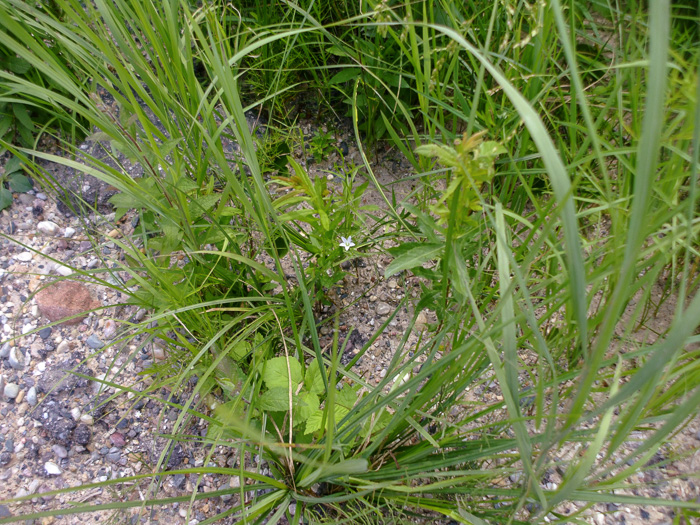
0,0,699,524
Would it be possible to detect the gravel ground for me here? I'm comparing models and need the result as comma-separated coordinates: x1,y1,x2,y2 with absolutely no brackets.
0,119,699,524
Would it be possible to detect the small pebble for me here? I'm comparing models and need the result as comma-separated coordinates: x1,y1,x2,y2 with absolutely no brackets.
38,326,52,340
3,383,19,399
86,335,105,349
7,347,24,370
35,192,47,200
153,346,166,360
71,407,81,420
0,342,10,358
56,265,73,277
37,221,60,236
110,432,126,448
52,445,68,459
56,340,70,354
106,229,120,238
64,227,76,238
26,387,37,406
15,252,33,262
387,279,397,289
44,462,62,476
80,414,94,425
375,302,391,316
103,320,117,339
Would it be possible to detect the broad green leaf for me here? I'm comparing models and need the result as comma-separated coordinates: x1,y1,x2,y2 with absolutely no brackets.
479,141,507,157
0,187,12,211
109,192,143,210
329,67,361,84
190,194,220,217
263,356,303,390
230,340,250,361
384,243,444,278
0,116,12,141
4,155,21,175
7,56,31,75
259,387,292,412
305,409,324,435
12,103,33,130
8,172,32,192
304,358,326,395
293,391,319,426
335,385,357,410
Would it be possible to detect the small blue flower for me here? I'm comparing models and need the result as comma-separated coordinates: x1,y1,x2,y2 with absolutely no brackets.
339,236,355,251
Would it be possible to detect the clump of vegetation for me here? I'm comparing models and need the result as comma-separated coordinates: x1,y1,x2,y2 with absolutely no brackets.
0,0,699,523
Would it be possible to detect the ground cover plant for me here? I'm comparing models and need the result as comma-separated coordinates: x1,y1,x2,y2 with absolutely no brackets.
0,0,699,523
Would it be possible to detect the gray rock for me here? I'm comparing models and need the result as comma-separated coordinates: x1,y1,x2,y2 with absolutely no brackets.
0,376,4,397
38,326,52,340
64,227,76,238
8,346,25,370
52,445,69,459
375,302,391,316
0,504,11,518
3,383,19,399
86,335,105,349
26,387,37,406
35,192,47,201
0,342,10,358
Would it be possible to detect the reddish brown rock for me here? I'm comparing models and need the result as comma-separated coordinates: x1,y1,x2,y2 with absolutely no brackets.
109,432,126,448
35,281,101,326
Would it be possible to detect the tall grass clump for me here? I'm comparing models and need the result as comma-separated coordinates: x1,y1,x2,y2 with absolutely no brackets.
0,0,699,523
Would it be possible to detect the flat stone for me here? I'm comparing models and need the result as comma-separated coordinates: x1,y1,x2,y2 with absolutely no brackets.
86,335,104,349
15,252,33,262
109,432,126,448
56,265,73,276
38,326,52,340
52,445,68,459
35,281,101,326
44,461,62,475
37,221,60,236
3,383,19,399
375,302,391,316
0,504,11,518
0,342,10,358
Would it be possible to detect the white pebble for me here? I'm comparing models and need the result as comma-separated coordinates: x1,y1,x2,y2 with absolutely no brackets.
64,227,76,238
15,252,33,262
56,265,73,277
44,461,62,475
80,414,94,425
71,407,81,420
37,221,60,236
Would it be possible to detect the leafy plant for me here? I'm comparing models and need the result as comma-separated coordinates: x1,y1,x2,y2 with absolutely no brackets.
272,156,374,306
309,128,337,163
0,153,32,210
